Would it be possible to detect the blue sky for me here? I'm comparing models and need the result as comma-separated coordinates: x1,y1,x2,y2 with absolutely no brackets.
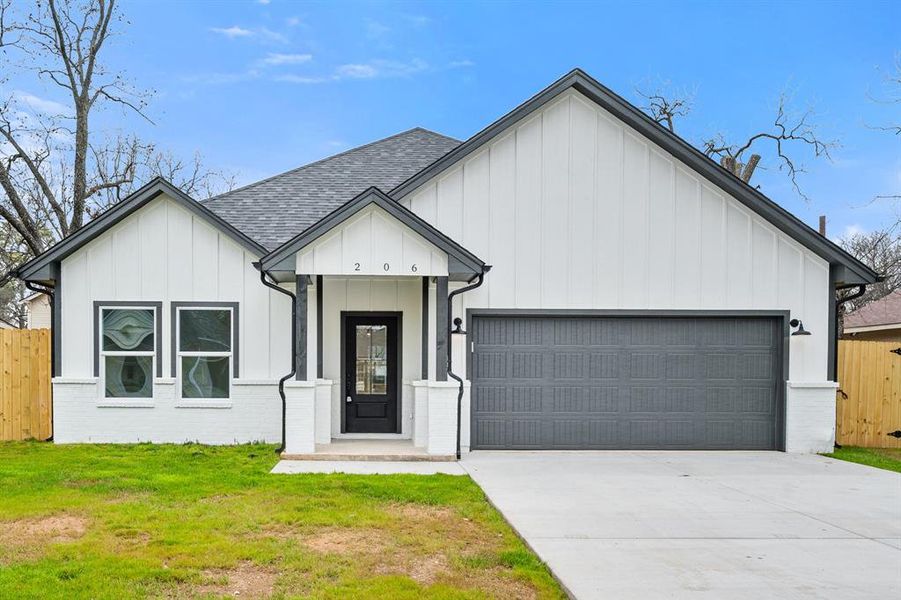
85,1,901,237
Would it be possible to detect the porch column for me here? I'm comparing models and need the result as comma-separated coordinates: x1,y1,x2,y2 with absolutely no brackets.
295,274,308,380
435,276,448,381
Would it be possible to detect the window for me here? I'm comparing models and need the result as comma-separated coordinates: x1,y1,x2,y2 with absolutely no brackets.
177,307,234,399
100,307,156,398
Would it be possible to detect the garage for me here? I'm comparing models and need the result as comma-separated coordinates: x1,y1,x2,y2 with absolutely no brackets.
469,313,786,450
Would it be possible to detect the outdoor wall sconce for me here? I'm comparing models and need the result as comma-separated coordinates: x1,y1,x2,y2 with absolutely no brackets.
451,317,466,335
790,319,811,336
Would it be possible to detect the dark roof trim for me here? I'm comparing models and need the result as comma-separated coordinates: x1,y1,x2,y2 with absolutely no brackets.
390,68,879,286
260,186,486,277
16,178,268,282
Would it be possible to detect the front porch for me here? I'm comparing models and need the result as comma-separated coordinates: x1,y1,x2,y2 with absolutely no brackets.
281,439,454,462
259,188,486,461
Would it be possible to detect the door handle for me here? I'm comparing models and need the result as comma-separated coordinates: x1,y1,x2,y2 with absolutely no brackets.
346,395,352,403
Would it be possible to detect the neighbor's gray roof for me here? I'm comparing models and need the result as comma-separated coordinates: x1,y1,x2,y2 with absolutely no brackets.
203,127,460,250
845,290,901,329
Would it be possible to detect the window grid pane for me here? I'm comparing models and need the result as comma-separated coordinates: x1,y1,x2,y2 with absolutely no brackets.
102,309,154,352
179,309,231,352
104,355,153,398
181,356,230,398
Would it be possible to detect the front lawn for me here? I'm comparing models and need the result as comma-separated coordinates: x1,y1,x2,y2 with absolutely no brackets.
0,443,563,599
823,446,901,473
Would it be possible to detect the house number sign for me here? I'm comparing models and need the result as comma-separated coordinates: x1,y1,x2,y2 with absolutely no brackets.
352,262,419,272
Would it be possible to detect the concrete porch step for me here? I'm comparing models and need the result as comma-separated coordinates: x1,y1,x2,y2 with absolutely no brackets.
280,440,456,463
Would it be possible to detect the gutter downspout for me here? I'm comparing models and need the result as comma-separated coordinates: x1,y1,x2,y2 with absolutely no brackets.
255,264,296,454
446,267,490,460
24,279,56,442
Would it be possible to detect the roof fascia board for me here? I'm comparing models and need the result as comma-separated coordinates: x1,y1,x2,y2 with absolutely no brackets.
17,178,266,281
844,323,901,334
261,187,485,274
390,69,878,284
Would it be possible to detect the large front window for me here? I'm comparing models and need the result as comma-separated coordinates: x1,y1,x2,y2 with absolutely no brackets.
177,307,233,399
100,307,156,398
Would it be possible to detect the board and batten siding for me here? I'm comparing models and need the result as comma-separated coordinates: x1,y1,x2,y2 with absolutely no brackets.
402,89,830,382
60,195,292,380
296,204,449,277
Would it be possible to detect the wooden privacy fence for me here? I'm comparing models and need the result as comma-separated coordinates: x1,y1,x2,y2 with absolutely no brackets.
0,329,52,441
836,340,901,448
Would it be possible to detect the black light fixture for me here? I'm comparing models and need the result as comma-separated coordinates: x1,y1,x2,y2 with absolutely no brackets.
790,318,811,336
451,317,466,335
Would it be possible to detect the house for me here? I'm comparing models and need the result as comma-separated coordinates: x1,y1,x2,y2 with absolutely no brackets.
0,316,18,329
20,291,52,329
843,290,901,342
14,69,878,455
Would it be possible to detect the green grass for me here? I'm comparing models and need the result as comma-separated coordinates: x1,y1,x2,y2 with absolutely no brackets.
0,443,564,599
823,446,901,473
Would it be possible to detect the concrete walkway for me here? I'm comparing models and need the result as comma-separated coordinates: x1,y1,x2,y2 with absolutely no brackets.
462,451,901,600
271,460,466,475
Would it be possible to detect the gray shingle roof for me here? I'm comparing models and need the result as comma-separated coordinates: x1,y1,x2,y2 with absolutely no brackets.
203,127,460,250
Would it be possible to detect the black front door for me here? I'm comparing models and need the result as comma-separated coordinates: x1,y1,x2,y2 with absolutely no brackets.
344,314,399,433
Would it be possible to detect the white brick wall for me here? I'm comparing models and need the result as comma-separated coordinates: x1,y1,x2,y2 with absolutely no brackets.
53,378,281,444
785,381,839,453
415,380,470,456
283,380,316,454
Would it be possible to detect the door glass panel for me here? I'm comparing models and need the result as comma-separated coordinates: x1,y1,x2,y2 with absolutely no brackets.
355,325,387,394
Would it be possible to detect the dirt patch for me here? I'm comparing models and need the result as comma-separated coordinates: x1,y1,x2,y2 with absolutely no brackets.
194,563,278,599
375,553,451,585
473,569,540,600
0,514,87,544
394,504,456,521
302,527,390,555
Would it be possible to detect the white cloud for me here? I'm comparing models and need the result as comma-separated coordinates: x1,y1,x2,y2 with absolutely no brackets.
336,63,379,79
286,16,301,27
210,25,254,38
275,58,428,85
336,58,427,80
842,224,866,239
257,0,271,4
12,91,70,116
261,53,312,66
258,27,288,44
366,20,391,40
448,59,475,69
274,74,329,84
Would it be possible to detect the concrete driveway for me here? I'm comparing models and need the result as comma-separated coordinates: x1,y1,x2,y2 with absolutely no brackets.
462,452,901,599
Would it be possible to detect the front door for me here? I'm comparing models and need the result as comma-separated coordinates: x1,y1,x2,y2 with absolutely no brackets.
343,314,400,433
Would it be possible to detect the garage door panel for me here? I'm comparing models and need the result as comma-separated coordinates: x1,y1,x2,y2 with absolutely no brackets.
471,315,782,450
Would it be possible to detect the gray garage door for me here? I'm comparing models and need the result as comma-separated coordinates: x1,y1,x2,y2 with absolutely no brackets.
470,315,784,450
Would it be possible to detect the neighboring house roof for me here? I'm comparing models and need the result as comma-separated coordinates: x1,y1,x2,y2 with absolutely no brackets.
260,187,486,279
390,68,879,286
0,316,18,329
203,128,460,250
844,290,901,330
20,291,46,304
16,178,267,284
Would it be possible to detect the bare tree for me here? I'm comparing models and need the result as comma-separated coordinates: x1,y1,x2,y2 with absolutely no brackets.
868,53,901,137
839,224,901,314
636,82,837,202
0,0,233,318
637,80,695,133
